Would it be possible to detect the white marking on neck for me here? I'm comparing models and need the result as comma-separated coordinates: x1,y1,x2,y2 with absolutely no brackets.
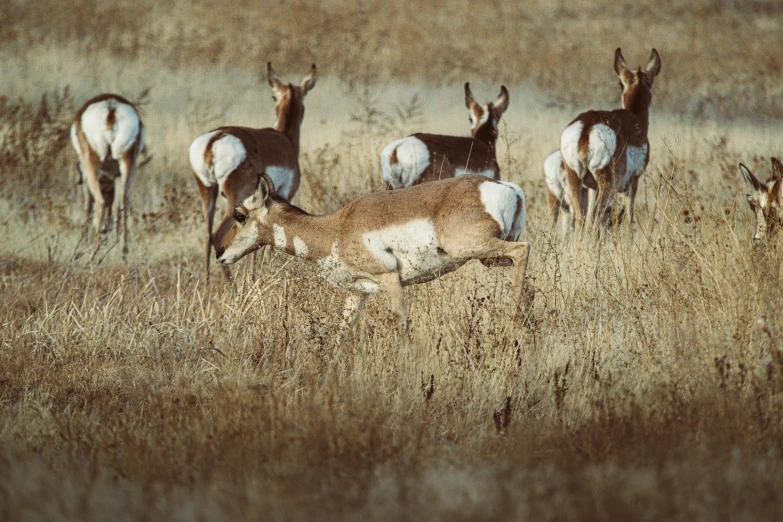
293,236,309,257
273,224,287,248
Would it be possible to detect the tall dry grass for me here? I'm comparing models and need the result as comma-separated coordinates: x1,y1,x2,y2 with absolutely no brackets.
2,1,783,519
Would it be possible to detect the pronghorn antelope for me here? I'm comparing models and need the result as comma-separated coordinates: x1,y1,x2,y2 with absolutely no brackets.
215,173,531,333
739,158,783,242
380,83,509,189
70,93,145,255
560,48,661,232
189,62,317,278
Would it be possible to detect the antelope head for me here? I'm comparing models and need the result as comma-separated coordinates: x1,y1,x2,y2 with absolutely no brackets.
464,83,509,145
740,158,783,243
614,48,661,114
216,173,276,264
267,62,317,135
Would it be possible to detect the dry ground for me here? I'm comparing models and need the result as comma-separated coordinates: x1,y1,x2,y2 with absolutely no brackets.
2,1,783,520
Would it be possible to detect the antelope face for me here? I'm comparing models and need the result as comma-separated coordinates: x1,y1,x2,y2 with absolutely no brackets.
215,175,275,264
614,48,661,111
740,159,783,243
267,62,317,131
464,83,509,143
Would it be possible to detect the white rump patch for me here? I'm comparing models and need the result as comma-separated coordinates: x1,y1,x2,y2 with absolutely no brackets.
189,130,221,187
479,180,526,240
218,221,259,265
587,124,617,173
79,99,141,163
266,166,297,201
273,224,287,248
211,135,246,188
560,121,584,178
454,168,495,178
293,236,309,257
380,136,431,189
623,144,649,188
543,150,568,204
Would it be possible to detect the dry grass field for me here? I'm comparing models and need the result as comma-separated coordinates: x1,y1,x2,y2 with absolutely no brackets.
2,1,783,520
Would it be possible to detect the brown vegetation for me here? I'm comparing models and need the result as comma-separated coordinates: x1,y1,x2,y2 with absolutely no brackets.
2,1,783,519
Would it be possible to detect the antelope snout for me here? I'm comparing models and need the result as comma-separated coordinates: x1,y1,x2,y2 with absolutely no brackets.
215,247,226,263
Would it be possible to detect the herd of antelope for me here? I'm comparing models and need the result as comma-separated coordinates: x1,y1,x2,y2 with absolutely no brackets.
67,47,782,334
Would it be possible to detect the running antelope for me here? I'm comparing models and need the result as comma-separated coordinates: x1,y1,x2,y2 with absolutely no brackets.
215,173,531,333
560,48,661,232
740,158,783,242
189,62,317,278
70,93,145,256
380,83,509,189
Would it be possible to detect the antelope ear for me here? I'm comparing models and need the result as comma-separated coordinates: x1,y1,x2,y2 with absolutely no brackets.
300,64,317,95
267,62,286,95
645,48,662,82
255,173,275,205
614,48,632,80
464,82,478,110
740,163,763,192
771,157,783,181
494,86,510,115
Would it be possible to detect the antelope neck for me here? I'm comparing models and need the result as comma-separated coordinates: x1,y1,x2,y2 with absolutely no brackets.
267,201,337,261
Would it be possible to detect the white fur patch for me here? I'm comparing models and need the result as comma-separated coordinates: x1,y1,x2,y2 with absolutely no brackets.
543,150,569,205
273,224,287,248
218,221,259,264
293,236,309,257
587,124,617,173
479,180,526,240
211,135,246,188
380,136,431,189
560,121,584,178
622,144,648,189
266,166,296,201
454,168,495,178
79,99,141,163
189,130,221,187
363,219,456,284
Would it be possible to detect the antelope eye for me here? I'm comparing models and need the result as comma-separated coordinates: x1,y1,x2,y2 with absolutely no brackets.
272,96,277,102
234,211,247,224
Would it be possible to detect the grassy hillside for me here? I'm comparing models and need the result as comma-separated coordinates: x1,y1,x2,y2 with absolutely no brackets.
2,1,783,519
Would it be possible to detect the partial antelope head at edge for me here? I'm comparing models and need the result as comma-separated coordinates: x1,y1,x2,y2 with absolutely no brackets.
740,158,783,243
